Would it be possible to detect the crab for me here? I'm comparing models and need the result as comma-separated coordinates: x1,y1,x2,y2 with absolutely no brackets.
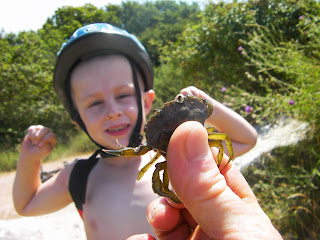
102,95,234,203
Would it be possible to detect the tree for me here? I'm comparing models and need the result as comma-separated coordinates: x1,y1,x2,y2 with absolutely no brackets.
0,31,75,149
121,1,201,65
41,4,113,41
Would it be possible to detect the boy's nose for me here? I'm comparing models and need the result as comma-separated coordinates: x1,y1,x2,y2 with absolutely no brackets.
104,109,123,120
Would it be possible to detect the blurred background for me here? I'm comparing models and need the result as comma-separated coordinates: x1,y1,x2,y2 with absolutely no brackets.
0,1,319,239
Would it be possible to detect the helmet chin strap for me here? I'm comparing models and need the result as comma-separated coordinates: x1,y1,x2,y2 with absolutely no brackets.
72,56,143,159
127,58,143,148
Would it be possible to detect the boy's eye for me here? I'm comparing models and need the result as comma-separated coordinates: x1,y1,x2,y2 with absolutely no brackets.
89,101,103,108
118,94,133,99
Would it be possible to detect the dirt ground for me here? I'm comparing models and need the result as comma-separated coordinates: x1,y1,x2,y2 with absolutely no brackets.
0,156,88,240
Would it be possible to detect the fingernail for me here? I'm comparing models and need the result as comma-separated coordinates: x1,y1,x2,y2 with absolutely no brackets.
186,125,209,162
129,234,149,240
138,234,149,240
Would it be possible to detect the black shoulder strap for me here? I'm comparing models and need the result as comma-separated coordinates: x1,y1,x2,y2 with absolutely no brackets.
68,150,101,211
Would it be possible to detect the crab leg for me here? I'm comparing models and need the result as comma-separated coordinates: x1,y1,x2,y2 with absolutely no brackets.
137,151,162,180
208,140,225,167
152,161,181,203
207,128,234,166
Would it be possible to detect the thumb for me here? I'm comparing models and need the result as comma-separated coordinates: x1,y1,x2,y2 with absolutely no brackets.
166,121,249,238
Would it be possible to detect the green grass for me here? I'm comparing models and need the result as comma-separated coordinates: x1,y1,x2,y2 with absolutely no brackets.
0,149,20,172
243,127,320,239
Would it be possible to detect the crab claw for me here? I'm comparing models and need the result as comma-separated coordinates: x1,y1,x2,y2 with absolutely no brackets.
102,145,151,157
102,149,123,157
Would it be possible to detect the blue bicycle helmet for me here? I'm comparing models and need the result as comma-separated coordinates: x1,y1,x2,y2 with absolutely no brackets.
53,23,154,148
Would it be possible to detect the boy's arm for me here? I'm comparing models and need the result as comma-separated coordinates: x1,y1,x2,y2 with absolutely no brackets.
178,87,258,158
13,125,72,216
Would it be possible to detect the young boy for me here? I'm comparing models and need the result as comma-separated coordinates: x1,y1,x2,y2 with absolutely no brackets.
13,23,257,239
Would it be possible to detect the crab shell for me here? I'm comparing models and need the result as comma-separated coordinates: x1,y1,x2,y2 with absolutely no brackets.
145,95,213,153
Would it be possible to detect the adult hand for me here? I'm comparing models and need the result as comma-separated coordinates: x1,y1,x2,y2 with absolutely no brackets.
127,121,282,240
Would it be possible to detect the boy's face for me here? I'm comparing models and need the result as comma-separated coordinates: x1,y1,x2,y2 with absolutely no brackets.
70,55,154,149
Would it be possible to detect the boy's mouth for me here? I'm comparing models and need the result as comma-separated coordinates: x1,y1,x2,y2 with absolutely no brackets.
106,124,130,136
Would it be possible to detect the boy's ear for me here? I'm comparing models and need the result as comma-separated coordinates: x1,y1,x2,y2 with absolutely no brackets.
143,89,155,115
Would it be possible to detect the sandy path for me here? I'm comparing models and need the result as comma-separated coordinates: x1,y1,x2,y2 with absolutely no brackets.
0,156,88,240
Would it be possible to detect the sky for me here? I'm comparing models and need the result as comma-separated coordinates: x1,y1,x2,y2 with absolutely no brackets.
0,0,204,34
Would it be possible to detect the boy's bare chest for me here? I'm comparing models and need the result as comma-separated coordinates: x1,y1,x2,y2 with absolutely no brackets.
87,162,157,203
82,160,158,239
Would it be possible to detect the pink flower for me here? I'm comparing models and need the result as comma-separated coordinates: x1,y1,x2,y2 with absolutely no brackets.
221,87,226,92
245,105,252,113
289,100,294,105
238,46,243,51
299,16,304,20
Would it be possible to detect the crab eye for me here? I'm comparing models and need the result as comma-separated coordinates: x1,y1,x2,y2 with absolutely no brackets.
153,109,161,115
177,95,184,103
